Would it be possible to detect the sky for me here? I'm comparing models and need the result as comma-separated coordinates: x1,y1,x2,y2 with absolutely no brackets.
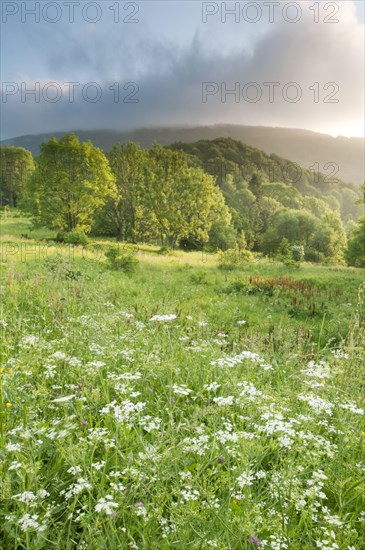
1,0,364,139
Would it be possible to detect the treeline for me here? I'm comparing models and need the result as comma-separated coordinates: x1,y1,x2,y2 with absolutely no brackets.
169,138,362,221
0,135,364,266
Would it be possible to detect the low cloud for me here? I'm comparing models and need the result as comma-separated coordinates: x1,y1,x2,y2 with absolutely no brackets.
1,1,364,139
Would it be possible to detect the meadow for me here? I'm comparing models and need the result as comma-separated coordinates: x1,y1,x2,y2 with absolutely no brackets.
1,214,364,549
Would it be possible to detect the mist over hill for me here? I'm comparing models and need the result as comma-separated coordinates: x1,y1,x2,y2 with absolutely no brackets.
2,125,363,185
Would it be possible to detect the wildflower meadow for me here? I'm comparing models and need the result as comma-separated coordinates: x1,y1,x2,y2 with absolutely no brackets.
0,215,364,550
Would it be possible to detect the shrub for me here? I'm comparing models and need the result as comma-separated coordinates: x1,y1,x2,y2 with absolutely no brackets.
305,247,325,263
218,248,253,270
43,257,83,280
157,246,176,256
291,244,304,262
56,230,89,246
105,245,139,273
346,218,365,267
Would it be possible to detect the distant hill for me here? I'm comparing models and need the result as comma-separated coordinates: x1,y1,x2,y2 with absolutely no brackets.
168,137,362,222
1,125,363,185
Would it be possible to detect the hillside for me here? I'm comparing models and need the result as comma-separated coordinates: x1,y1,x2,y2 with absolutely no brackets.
2,125,363,185
169,137,362,222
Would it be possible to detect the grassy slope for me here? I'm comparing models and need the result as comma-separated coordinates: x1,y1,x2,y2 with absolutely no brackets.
1,214,364,549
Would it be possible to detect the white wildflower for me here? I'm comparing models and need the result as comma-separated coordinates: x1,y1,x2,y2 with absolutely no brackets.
52,394,76,403
6,442,22,452
150,314,176,322
95,495,119,516
171,384,192,396
213,395,235,406
203,381,221,392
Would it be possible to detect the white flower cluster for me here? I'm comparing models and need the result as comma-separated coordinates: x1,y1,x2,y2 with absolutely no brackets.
211,350,272,370
232,469,258,499
95,495,119,516
339,402,364,415
257,410,299,448
171,384,193,396
18,513,47,532
100,399,146,426
108,371,142,381
203,381,221,392
180,487,200,502
331,349,349,359
302,360,331,380
213,395,235,407
305,470,328,501
20,335,39,346
150,314,177,322
182,435,210,456
160,517,177,538
237,381,264,402
139,415,162,432
236,470,255,488
62,478,92,500
52,394,76,403
6,442,22,452
298,394,334,415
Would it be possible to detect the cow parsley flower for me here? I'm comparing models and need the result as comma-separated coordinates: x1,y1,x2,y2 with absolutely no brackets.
95,495,119,516
150,314,176,322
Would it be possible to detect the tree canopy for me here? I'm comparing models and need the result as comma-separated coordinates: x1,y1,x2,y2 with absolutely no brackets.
0,146,35,207
23,134,115,233
5,134,363,265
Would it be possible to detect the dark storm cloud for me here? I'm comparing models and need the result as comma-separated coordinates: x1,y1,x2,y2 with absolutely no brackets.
1,1,363,139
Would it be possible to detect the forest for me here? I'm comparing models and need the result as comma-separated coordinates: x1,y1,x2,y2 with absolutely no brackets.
0,134,364,267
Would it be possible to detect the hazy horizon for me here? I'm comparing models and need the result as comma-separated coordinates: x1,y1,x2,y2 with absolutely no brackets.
2,123,365,143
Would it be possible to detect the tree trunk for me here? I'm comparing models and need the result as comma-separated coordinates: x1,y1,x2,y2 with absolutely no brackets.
116,225,123,242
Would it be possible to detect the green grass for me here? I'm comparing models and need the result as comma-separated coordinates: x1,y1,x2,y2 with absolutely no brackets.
1,214,364,549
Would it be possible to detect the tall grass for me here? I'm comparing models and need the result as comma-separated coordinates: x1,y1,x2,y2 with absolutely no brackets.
0,215,364,549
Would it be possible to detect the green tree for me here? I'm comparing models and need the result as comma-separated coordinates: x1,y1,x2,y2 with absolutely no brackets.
346,185,365,267
0,146,35,206
206,187,235,250
145,145,218,247
104,142,149,242
274,209,319,246
346,218,365,267
248,173,263,199
23,134,115,233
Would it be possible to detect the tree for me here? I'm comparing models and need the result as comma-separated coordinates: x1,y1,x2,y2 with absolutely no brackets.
248,173,263,199
102,142,149,242
346,185,365,267
346,218,365,267
225,187,256,248
205,187,235,250
274,209,319,246
145,145,219,247
23,134,115,233
0,146,35,207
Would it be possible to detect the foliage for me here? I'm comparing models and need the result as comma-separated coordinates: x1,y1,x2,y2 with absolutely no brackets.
22,134,115,233
43,257,84,280
169,137,362,220
101,142,150,242
218,247,253,270
346,186,365,267
5,135,362,265
291,244,305,262
105,244,139,273
145,144,219,247
0,145,35,206
248,172,263,198
56,230,90,246
346,217,365,267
